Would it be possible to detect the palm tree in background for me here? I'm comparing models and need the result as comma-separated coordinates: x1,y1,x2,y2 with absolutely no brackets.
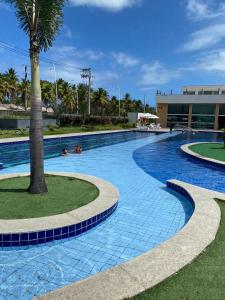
92,88,109,115
4,68,19,103
41,80,55,107
20,78,30,110
6,0,66,194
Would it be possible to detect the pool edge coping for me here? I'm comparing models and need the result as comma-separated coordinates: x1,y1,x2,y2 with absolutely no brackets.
35,180,224,300
0,129,134,144
181,142,225,167
0,172,119,235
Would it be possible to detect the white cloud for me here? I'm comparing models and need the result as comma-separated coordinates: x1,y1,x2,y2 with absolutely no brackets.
69,0,141,11
140,61,181,86
41,45,118,86
196,49,225,73
84,50,104,60
113,52,139,67
180,23,225,52
62,25,73,39
94,70,119,83
50,45,104,61
185,0,225,21
0,3,11,11
42,64,81,83
186,0,210,21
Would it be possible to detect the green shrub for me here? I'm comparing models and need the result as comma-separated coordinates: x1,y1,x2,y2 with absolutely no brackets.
47,125,59,132
121,124,133,129
81,125,95,131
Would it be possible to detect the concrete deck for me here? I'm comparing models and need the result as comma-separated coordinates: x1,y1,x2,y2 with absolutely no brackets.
36,180,224,300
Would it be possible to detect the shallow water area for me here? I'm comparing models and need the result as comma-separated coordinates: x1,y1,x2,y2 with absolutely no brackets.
0,131,220,299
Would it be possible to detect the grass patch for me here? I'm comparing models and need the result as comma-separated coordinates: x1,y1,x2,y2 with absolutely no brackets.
0,175,99,219
189,143,225,162
0,124,133,139
130,200,225,300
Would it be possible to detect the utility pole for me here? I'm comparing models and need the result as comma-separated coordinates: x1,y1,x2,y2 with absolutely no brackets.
144,94,146,113
23,65,28,110
52,64,58,103
75,85,79,115
81,68,92,115
118,86,121,117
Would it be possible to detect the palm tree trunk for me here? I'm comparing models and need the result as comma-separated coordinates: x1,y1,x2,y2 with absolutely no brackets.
28,51,47,194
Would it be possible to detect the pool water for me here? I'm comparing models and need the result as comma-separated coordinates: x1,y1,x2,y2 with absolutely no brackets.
0,131,223,299
134,131,225,193
0,131,153,168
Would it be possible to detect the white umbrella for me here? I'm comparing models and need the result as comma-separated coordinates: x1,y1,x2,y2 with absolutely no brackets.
142,113,159,119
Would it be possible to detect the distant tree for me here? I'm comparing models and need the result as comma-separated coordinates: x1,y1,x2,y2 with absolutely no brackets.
20,79,30,110
92,88,109,115
41,80,55,107
4,68,19,103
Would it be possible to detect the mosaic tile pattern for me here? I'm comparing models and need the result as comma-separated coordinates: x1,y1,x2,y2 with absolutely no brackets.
0,132,194,299
0,203,118,247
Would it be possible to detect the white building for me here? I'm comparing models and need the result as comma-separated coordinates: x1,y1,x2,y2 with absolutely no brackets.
156,85,225,129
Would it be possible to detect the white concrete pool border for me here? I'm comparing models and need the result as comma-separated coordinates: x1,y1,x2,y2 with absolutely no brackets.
0,129,133,144
0,172,119,234
36,180,225,300
181,142,225,167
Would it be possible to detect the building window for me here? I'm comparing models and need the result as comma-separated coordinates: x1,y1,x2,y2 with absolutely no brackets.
167,115,189,127
192,104,215,115
220,104,225,115
168,104,189,115
191,115,215,129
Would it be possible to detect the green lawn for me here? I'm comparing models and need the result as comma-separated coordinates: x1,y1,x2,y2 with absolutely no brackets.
189,143,225,162
0,175,99,219
130,200,225,300
0,124,132,139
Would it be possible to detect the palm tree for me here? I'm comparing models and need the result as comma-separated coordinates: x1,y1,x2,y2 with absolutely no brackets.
92,88,109,118
20,79,30,110
4,68,19,103
41,80,55,107
7,0,66,194
123,93,133,115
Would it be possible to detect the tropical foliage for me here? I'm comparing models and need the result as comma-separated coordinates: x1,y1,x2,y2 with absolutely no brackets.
0,68,155,116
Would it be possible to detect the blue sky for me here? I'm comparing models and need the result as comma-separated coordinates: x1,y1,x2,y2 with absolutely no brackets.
1,0,225,106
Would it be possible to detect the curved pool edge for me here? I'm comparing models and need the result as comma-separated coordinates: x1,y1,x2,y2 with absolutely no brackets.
181,142,225,169
0,172,119,247
0,129,134,144
35,180,223,300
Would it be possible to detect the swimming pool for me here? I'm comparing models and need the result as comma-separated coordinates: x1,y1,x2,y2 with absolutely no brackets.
0,131,153,168
134,131,224,193
0,130,223,299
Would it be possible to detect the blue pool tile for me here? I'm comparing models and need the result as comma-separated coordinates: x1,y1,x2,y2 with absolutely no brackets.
0,131,213,300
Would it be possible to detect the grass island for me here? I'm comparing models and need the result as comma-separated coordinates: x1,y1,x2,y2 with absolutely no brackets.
0,175,99,219
189,142,225,163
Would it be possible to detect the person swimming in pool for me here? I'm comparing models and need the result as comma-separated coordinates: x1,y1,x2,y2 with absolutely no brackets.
74,145,82,154
61,148,69,156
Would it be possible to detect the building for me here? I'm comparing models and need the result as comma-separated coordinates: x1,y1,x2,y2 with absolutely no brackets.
156,85,225,129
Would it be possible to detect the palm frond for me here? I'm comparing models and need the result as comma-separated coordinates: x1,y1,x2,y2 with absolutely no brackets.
5,0,66,52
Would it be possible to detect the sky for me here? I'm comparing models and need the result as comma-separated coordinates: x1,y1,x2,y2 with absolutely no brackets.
1,0,225,106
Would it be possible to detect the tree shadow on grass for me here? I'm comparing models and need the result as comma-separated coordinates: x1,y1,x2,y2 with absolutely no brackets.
0,188,27,193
